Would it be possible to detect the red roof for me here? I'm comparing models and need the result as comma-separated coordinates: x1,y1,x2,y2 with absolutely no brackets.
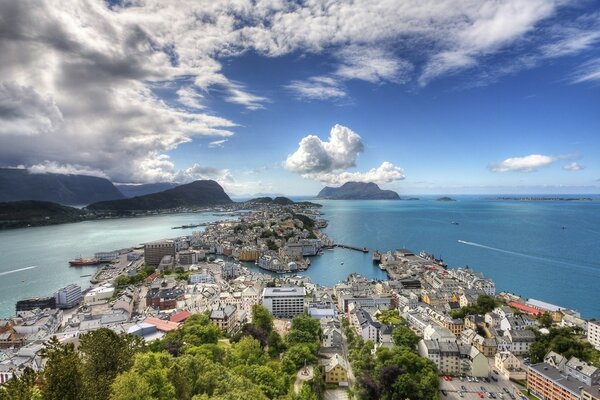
508,301,543,316
170,310,191,323
143,317,180,332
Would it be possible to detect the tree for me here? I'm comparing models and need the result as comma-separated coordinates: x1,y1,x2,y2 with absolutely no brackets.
267,331,286,358
180,314,221,346
40,336,83,400
281,344,317,374
79,328,144,400
0,367,41,400
110,371,154,400
230,337,267,366
251,305,274,334
538,312,553,328
376,309,403,325
391,326,420,350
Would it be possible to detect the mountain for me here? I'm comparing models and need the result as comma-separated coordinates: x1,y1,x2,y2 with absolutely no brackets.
0,200,88,229
87,180,233,211
115,182,179,198
0,168,125,205
316,182,400,200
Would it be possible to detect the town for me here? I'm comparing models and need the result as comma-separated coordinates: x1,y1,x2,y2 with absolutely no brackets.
1,202,599,400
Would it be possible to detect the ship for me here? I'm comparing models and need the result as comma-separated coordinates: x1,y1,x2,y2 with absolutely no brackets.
372,250,382,264
419,251,448,268
69,257,101,266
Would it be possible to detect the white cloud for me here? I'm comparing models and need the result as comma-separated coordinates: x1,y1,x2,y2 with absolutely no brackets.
489,154,558,172
307,161,405,185
335,46,412,84
571,58,600,83
284,124,364,174
208,139,228,148
28,161,109,178
286,76,347,100
177,86,204,109
285,124,405,185
563,162,584,171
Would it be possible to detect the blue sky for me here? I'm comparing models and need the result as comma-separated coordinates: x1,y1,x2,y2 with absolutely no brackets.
1,1,600,195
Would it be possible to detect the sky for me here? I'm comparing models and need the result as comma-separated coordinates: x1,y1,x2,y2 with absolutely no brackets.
1,0,600,196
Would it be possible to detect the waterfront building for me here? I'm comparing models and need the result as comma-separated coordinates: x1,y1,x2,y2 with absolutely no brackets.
261,287,305,318
94,251,120,262
144,240,176,266
53,284,82,309
16,297,56,312
588,321,600,351
84,284,115,305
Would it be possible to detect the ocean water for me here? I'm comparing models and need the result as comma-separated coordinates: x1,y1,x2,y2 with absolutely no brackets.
0,197,599,319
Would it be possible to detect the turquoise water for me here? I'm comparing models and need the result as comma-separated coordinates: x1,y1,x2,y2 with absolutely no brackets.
306,198,600,318
0,198,599,318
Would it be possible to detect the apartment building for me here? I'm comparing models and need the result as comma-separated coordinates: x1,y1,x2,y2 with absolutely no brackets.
261,287,305,318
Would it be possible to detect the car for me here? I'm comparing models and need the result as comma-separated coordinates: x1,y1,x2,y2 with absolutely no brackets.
458,391,464,398
477,392,484,398
503,388,510,393
491,394,497,399
499,393,505,399
491,375,498,382
459,376,464,381
509,394,515,399
442,375,448,381
474,377,480,382
448,376,453,381
441,389,447,396
481,386,487,392
493,370,499,375
461,385,467,391
467,376,473,382
484,377,490,382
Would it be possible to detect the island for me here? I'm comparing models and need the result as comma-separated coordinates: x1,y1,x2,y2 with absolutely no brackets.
316,181,400,200
0,200,90,229
436,196,456,202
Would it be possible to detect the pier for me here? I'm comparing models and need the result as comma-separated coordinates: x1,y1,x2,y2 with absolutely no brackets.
334,244,369,253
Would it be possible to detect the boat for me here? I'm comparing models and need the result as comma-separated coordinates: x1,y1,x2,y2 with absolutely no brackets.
451,221,459,225
372,250,381,263
69,257,101,266
340,261,344,265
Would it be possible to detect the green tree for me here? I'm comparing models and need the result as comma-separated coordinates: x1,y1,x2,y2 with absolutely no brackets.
267,331,286,358
230,337,267,366
79,328,144,400
376,309,403,325
538,312,554,328
40,336,83,400
110,371,154,400
251,305,274,334
0,367,41,400
391,326,420,350
281,344,317,374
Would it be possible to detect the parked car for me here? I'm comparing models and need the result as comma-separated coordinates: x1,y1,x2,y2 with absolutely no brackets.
441,389,448,396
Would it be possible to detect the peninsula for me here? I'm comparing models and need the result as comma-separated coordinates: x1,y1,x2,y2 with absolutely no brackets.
316,181,400,200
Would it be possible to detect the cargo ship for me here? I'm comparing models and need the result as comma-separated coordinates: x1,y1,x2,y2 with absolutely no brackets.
69,257,101,266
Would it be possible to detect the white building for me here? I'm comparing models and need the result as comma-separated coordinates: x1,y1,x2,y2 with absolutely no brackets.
84,285,115,305
588,320,600,351
261,287,306,318
54,284,82,309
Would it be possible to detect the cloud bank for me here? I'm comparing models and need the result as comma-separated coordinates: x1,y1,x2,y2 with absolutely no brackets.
284,125,404,185
489,154,580,172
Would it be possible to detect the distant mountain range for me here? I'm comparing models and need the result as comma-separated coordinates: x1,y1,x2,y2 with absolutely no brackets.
0,168,125,205
115,182,179,198
316,182,400,200
87,180,233,211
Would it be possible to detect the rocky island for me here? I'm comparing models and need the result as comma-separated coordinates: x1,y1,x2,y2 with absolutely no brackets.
316,181,400,200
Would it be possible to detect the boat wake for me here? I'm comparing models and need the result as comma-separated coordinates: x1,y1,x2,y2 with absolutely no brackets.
457,240,598,273
0,266,38,277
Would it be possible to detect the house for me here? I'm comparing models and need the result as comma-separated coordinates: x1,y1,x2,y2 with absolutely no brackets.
322,354,349,384
472,334,497,357
210,304,238,334
485,312,501,329
495,351,526,380
505,329,535,355
351,308,381,342
322,325,343,349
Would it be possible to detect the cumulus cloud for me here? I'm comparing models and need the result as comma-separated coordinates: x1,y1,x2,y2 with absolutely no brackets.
284,125,364,174
308,161,405,185
563,162,584,171
28,161,109,178
489,154,560,172
285,125,404,185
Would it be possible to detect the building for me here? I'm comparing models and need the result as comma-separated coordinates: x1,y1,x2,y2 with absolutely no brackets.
350,308,381,342
210,304,238,333
54,284,82,309
145,278,184,310
495,351,526,380
94,251,120,261
322,325,343,348
16,296,56,312
144,240,176,266
322,354,349,384
261,287,306,318
418,339,488,377
178,251,197,265
528,355,600,400
158,255,174,271
588,321,600,351
84,285,115,305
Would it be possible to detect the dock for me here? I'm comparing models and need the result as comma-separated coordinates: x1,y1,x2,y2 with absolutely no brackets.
334,244,369,253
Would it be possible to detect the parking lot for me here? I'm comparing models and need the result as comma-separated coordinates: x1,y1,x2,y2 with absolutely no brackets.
439,374,524,400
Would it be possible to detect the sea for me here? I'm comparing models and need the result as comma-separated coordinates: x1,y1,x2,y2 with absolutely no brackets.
0,196,599,319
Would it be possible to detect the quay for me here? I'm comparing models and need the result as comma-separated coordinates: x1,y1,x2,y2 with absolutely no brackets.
334,244,369,253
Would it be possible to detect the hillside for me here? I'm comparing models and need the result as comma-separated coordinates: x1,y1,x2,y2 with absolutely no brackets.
0,200,88,229
0,168,125,205
87,180,232,211
316,181,400,200
115,182,179,198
